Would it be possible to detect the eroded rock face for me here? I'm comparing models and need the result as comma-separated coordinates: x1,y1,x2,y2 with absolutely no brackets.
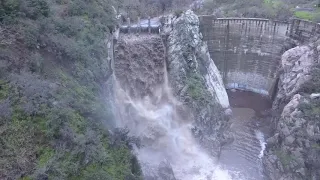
162,10,229,109
161,10,231,157
265,40,320,180
273,42,318,110
264,94,320,180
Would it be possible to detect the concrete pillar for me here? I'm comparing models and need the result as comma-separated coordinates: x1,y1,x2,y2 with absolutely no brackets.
127,17,131,33
148,16,151,33
248,20,251,35
285,22,290,36
273,21,277,35
137,17,141,34
223,20,230,83
295,19,301,40
289,19,294,37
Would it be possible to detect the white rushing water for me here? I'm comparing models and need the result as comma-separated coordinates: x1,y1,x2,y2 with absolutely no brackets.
112,57,238,180
255,130,267,159
114,79,235,180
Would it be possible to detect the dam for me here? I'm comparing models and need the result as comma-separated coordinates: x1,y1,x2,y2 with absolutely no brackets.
199,17,320,97
119,16,319,97
199,17,289,96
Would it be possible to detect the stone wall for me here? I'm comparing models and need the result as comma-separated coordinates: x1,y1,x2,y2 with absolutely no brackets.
200,16,290,97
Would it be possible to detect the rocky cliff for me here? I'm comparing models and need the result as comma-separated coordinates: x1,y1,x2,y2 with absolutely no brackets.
273,40,319,110
264,39,320,180
161,10,231,157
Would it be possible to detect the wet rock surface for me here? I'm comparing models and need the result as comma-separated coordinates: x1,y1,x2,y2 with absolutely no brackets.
162,10,231,157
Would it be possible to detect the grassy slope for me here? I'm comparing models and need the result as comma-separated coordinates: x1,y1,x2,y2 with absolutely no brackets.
201,0,320,22
0,0,141,179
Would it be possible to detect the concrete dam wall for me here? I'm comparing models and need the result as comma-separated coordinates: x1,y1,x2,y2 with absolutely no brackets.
199,16,290,96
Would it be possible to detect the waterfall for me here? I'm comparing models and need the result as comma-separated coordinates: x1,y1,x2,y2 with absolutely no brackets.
112,35,233,180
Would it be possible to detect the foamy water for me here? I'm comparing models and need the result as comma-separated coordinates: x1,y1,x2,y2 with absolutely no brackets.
112,36,245,180
114,83,235,180
255,130,267,159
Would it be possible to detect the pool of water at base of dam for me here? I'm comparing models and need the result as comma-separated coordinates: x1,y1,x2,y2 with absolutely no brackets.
218,90,273,180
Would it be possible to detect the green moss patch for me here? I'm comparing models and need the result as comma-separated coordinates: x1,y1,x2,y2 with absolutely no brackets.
37,147,55,167
0,80,9,100
275,149,295,167
187,73,211,103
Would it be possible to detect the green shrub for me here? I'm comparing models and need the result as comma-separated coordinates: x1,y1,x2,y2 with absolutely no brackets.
22,22,40,49
0,80,9,100
294,11,315,21
0,0,21,23
187,73,211,104
37,147,55,167
0,0,142,179
275,149,294,167
29,52,44,73
299,98,320,121
23,0,50,19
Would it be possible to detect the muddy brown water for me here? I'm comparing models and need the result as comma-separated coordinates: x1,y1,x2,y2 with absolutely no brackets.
219,90,273,180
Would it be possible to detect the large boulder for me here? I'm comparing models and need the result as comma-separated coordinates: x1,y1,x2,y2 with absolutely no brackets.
273,40,319,110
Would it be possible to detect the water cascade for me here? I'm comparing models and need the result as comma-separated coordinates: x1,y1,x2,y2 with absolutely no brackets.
112,35,234,180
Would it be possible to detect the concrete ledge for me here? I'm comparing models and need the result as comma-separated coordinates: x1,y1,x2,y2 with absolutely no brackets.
226,83,269,96
225,71,277,96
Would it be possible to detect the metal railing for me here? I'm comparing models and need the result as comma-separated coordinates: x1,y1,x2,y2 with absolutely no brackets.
119,17,161,34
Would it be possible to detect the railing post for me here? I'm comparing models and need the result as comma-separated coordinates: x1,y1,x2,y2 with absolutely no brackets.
148,16,151,33
127,17,131,33
289,19,294,37
223,20,230,83
138,16,141,34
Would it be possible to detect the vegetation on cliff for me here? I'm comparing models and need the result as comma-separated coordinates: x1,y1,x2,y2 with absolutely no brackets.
116,0,193,22
201,0,320,22
0,0,141,179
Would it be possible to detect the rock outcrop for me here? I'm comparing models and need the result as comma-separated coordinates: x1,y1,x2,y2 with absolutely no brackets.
273,40,319,110
161,10,231,157
264,94,320,180
264,39,320,180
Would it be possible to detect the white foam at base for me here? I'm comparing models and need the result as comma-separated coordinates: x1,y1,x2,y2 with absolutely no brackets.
255,130,267,159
